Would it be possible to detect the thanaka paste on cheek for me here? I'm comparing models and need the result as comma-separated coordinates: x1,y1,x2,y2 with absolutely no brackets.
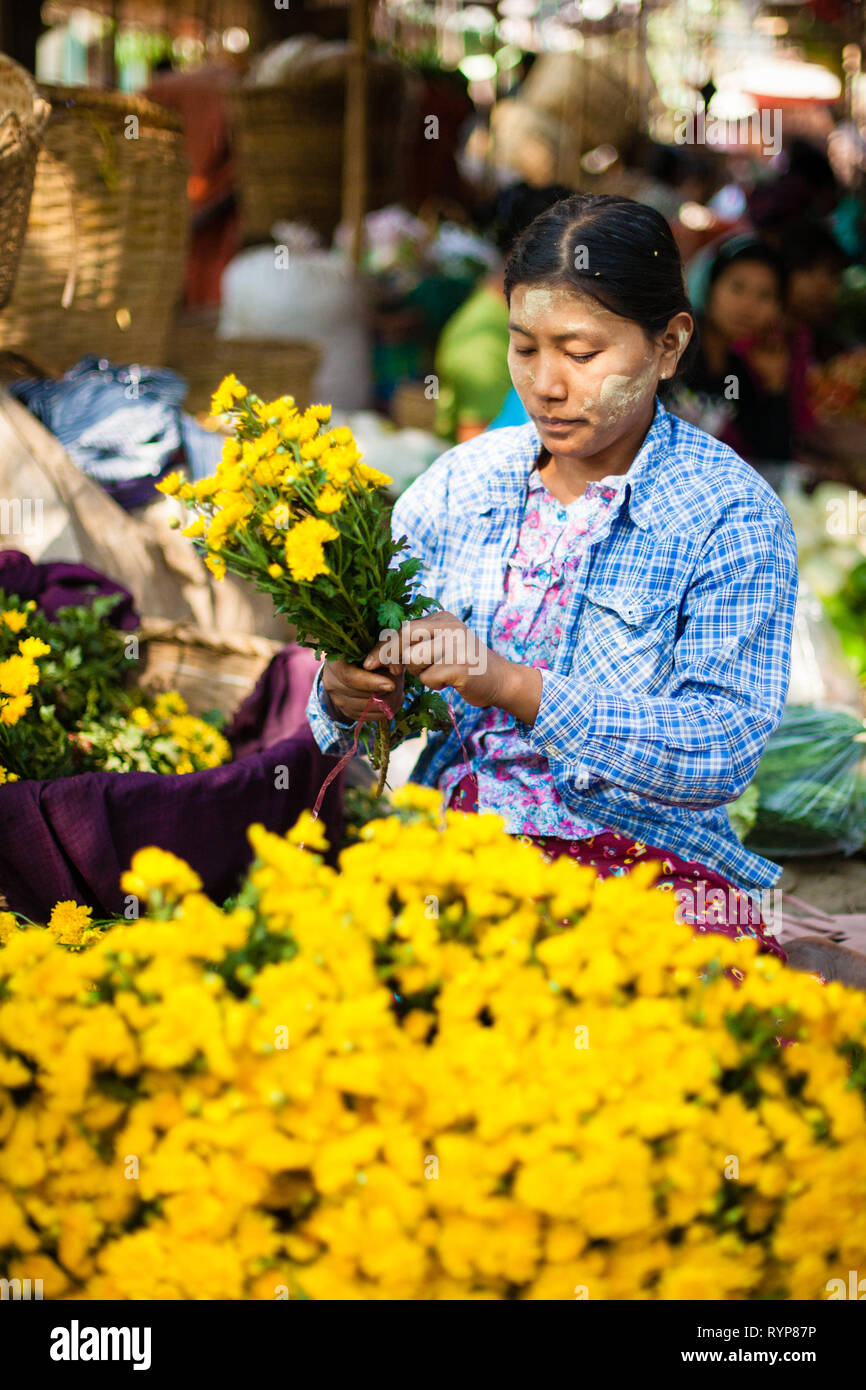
597,356,659,424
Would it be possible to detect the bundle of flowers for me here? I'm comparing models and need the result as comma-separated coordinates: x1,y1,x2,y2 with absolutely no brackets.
808,347,866,422
159,378,450,791
0,595,230,782
1,790,864,1301
71,691,232,776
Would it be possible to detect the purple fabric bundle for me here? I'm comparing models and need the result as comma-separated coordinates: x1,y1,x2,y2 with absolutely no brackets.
226,643,322,758
0,552,344,920
0,549,139,630
0,731,343,921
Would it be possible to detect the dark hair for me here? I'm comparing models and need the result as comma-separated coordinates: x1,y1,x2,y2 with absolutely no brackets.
779,218,848,274
705,235,786,300
788,137,838,194
482,181,573,257
747,142,839,231
503,193,696,398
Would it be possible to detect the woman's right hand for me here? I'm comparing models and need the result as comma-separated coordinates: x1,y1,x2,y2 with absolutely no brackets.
321,655,405,724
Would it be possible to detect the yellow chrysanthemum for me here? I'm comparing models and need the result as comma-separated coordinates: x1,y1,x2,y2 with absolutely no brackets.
210,374,248,416
205,554,226,582
262,503,292,537
47,900,95,946
287,812,329,852
152,690,188,719
283,517,338,583
193,475,220,500
0,609,27,633
0,654,40,697
155,471,186,497
356,462,393,489
315,484,345,514
0,693,31,725
18,636,51,659
120,846,203,901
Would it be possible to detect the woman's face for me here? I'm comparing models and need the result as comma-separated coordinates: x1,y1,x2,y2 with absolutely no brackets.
706,259,781,343
507,283,691,460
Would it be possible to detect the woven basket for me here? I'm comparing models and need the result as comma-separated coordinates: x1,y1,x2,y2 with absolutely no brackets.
137,617,284,718
0,56,50,312
0,86,188,371
229,61,407,244
390,381,437,432
166,310,321,415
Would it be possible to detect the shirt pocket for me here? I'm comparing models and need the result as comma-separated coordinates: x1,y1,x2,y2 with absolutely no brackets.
577,584,680,692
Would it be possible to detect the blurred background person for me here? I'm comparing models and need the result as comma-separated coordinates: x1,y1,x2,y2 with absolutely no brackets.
781,219,851,363
672,236,814,478
434,181,570,442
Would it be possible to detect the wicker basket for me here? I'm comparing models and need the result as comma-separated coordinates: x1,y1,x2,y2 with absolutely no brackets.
0,56,50,312
0,86,188,371
166,310,321,415
137,617,285,718
390,381,437,432
229,61,407,244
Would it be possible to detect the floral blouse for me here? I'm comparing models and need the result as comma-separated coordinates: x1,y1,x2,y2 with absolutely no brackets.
438,464,626,835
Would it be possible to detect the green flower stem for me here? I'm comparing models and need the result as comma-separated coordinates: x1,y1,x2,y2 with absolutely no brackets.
373,720,391,798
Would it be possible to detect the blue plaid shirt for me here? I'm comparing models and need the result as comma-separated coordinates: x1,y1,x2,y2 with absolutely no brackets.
307,400,798,889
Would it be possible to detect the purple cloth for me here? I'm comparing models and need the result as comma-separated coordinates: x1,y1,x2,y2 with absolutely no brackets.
0,727,344,920
0,554,345,919
227,644,321,757
0,549,138,630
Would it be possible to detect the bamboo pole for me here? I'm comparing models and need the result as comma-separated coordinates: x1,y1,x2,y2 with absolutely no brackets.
342,0,371,268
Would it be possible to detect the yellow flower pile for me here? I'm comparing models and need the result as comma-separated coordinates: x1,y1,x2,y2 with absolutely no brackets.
1,793,864,1300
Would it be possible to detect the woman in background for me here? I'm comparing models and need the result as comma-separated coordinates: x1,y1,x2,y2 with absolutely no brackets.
434,182,569,442
673,236,814,480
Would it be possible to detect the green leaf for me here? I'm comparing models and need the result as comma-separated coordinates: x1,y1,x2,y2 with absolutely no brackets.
376,600,405,630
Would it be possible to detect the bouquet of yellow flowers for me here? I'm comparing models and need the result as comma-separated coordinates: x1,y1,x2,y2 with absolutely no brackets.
159,376,449,791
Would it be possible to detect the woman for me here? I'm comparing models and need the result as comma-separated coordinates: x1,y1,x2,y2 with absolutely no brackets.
307,194,798,953
673,235,813,475
781,218,850,364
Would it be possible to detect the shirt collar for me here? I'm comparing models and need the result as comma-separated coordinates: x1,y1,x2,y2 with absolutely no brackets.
482,399,673,531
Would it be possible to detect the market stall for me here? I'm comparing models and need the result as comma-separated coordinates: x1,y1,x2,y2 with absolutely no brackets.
2,1,866,1327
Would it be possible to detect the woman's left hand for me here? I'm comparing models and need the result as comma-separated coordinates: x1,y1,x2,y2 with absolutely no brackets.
363,611,543,722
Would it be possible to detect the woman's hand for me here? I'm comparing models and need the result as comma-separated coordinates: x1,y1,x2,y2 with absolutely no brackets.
322,654,405,724
363,611,543,724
